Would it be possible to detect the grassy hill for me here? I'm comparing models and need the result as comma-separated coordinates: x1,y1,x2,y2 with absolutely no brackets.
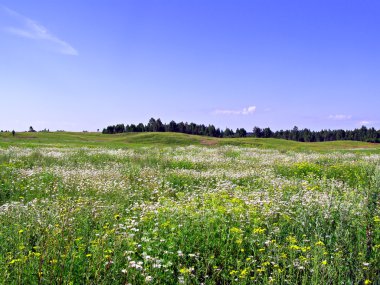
0,131,379,152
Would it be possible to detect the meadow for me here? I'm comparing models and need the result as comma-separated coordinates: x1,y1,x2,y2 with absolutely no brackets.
0,132,379,284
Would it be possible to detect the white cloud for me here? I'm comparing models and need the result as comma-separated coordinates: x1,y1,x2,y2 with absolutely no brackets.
3,6,78,55
328,114,352,120
214,105,256,115
359,120,370,126
242,106,257,114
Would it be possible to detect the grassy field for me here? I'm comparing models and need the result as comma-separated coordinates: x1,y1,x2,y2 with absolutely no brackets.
1,131,380,153
0,132,379,284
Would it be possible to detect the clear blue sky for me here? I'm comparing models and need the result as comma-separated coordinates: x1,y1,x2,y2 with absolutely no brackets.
1,0,379,132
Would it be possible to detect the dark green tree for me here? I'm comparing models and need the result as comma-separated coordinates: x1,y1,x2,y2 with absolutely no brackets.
168,120,178,132
252,127,263,138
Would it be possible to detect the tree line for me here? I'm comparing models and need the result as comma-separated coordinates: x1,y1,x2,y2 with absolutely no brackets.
252,126,380,143
103,118,247,138
103,118,380,142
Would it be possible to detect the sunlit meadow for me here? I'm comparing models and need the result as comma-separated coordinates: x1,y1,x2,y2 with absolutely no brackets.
0,145,379,284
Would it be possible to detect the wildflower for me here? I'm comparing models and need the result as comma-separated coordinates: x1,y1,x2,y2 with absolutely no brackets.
256,268,265,273
230,227,243,234
135,262,143,270
286,236,297,244
364,280,372,285
253,227,266,234
239,268,249,278
9,259,21,264
301,245,311,252
321,260,327,265
289,245,300,250
152,263,162,268
180,267,190,275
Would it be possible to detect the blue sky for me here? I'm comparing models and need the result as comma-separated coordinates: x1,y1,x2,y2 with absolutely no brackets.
1,0,379,132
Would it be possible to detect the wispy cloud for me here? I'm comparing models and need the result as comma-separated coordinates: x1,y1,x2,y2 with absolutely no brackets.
328,114,352,120
2,6,78,55
359,120,370,126
356,120,379,127
214,105,256,115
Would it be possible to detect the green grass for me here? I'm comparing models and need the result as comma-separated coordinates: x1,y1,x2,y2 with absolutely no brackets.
0,133,380,284
0,132,217,148
1,131,379,152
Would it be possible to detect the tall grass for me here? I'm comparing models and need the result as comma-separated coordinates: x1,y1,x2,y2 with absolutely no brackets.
0,145,379,284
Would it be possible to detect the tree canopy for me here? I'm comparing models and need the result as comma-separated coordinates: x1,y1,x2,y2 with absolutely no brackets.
103,118,242,138
103,119,380,142
251,125,380,143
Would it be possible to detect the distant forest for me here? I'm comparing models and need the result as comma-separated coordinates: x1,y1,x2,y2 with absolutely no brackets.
103,118,380,143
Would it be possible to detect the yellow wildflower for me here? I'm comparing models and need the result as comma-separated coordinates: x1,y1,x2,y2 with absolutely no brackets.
286,236,297,244
230,227,243,234
253,227,266,234
229,270,238,275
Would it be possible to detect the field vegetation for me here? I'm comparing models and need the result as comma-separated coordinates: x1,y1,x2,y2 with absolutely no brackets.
0,132,379,284
1,132,380,153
